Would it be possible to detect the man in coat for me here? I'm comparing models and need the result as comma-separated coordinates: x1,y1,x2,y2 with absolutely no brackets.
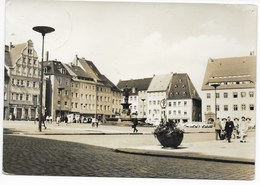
225,116,235,143
214,117,222,140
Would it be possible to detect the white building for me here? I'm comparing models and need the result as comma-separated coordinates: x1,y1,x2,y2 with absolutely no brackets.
201,55,256,124
166,73,201,123
146,74,172,124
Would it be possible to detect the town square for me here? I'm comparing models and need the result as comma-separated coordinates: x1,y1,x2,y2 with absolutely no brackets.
0,0,258,185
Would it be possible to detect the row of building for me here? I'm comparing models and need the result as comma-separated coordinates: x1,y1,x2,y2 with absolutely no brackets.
4,40,122,121
117,54,256,124
3,39,256,125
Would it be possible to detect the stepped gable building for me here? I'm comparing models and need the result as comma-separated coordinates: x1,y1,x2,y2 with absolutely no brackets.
166,73,201,123
4,40,44,120
201,55,256,124
117,77,153,117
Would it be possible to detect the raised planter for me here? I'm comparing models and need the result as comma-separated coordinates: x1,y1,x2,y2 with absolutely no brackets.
156,131,184,148
154,121,184,148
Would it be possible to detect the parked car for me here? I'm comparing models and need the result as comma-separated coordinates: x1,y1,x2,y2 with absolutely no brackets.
82,117,92,123
184,122,200,128
146,118,161,126
201,123,214,128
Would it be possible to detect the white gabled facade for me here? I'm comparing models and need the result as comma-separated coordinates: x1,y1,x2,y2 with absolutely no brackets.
201,55,256,125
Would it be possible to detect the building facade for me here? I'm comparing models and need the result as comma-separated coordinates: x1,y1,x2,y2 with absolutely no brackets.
117,73,202,125
4,40,45,120
117,78,152,118
44,56,122,121
166,73,201,123
201,55,256,124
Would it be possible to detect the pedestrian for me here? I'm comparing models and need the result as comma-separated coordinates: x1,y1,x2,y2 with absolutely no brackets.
239,117,249,143
64,116,68,126
9,114,13,121
225,116,234,143
49,115,52,124
91,117,96,128
57,116,61,126
233,118,240,139
46,115,50,124
42,114,47,129
132,118,138,133
214,117,222,140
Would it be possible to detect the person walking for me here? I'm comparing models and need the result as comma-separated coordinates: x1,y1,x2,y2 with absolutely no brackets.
214,117,222,140
239,116,249,143
233,118,240,139
57,116,61,126
64,116,68,126
132,118,138,133
225,116,234,143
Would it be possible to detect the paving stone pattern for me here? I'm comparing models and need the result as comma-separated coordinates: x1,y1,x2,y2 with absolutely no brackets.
3,135,254,180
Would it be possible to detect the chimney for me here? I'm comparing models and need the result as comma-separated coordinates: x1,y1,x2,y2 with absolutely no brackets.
46,51,49,61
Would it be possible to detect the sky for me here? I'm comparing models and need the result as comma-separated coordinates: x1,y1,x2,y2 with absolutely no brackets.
3,0,257,97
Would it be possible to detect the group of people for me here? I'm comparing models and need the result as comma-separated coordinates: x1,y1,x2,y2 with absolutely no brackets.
214,116,251,143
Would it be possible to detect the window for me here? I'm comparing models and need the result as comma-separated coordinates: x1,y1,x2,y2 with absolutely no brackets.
173,110,176,115
184,111,187,115
26,94,30,101
216,105,219,111
64,101,67,106
241,104,246,111
249,91,254,97
75,103,78,108
233,92,238,98
184,101,187,106
224,92,228,98
19,94,23,100
33,82,36,88
178,101,181,106
178,110,181,115
27,81,30,87
249,104,254,111
168,110,172,115
241,92,246,98
224,105,228,111
17,79,20,85
173,102,176,106
4,92,7,100
207,105,211,111
233,105,238,111
58,101,61,105
206,93,211,99
168,102,172,107
216,93,220,98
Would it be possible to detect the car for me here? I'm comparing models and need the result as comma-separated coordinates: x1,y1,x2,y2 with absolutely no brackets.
184,122,200,128
201,123,214,128
82,117,92,123
146,118,161,126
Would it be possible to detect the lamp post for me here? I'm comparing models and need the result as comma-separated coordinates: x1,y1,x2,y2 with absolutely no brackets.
141,98,145,118
211,83,220,122
32,26,55,132
58,87,65,119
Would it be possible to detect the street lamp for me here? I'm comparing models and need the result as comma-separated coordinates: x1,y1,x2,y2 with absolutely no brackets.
211,83,220,122
32,26,55,132
141,98,145,118
58,87,65,119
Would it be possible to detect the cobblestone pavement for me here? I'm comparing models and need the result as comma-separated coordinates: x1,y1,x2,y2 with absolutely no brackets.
3,135,254,180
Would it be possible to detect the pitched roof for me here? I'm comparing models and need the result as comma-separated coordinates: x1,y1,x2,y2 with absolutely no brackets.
43,60,71,77
147,74,172,92
117,78,152,94
168,73,201,100
201,56,256,90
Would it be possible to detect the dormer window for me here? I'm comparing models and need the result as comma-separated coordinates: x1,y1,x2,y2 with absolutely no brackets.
174,85,178,88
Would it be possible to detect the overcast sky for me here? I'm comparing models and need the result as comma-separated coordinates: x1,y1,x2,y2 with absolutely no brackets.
4,0,257,96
